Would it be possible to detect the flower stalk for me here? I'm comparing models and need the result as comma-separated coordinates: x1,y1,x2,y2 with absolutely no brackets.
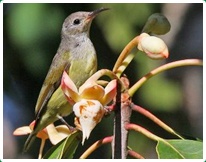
131,104,184,139
125,123,163,142
79,136,113,159
128,59,203,97
127,149,145,159
112,36,139,75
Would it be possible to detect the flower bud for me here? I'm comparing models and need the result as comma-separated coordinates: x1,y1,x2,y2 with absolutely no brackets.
138,33,169,59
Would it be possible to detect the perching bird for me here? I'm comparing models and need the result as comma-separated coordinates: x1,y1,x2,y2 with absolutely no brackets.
24,8,109,152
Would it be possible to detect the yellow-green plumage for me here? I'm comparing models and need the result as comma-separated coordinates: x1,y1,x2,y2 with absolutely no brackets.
24,8,108,152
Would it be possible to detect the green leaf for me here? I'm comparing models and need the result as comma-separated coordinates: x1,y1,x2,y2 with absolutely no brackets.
156,139,203,159
142,13,171,35
43,130,81,159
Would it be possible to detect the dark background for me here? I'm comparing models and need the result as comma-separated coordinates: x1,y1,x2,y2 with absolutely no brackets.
3,3,203,159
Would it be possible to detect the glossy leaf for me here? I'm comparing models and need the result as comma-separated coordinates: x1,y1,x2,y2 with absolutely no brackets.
156,139,203,159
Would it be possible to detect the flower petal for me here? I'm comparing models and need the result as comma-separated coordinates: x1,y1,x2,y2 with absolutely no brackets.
101,79,117,105
73,99,105,145
79,81,95,94
80,85,105,101
13,126,32,136
13,121,49,140
46,124,72,145
29,121,48,140
61,71,80,103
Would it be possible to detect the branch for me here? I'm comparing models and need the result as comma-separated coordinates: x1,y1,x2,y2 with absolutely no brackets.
112,77,132,159
112,80,122,158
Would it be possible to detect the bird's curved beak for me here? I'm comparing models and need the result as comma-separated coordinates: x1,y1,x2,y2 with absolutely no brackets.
86,7,109,21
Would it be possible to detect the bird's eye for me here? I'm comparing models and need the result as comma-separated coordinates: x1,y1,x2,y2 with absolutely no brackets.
73,19,80,25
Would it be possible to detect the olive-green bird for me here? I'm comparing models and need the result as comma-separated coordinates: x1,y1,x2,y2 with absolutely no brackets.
24,8,109,152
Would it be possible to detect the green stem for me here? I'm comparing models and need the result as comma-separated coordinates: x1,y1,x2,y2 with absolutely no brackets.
128,59,203,97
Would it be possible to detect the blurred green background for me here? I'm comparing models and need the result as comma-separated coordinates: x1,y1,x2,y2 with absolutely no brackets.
3,3,203,159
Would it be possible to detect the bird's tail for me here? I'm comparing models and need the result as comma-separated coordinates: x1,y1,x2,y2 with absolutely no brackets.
23,132,37,152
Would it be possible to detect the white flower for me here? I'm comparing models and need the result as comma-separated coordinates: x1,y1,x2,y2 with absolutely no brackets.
73,99,104,145
61,71,117,144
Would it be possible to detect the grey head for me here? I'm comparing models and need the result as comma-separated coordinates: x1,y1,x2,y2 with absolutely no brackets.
61,8,109,38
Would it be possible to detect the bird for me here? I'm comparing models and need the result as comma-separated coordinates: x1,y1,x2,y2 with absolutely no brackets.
23,7,109,152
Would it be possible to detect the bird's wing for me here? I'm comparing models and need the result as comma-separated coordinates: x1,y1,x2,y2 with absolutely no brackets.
34,52,71,116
